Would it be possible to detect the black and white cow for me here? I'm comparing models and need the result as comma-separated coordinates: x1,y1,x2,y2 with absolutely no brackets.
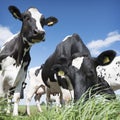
0,5,58,116
42,33,116,102
97,56,120,91
42,34,91,88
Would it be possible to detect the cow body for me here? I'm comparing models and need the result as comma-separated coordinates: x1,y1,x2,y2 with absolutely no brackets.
0,6,58,116
97,56,120,91
42,33,116,102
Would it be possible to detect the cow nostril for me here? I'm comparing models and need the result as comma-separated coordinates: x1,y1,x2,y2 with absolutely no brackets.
34,29,39,35
34,29,45,36
40,31,45,36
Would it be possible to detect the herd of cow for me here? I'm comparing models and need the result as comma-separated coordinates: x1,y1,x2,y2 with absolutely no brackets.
0,5,120,116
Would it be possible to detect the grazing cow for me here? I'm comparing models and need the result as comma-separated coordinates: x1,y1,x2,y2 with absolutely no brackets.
42,33,116,102
97,56,120,91
0,5,58,116
26,65,73,115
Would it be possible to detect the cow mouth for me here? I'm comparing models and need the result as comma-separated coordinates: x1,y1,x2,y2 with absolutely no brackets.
31,34,45,43
32,38,45,43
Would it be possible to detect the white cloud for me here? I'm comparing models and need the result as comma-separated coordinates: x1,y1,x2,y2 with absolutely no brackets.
87,31,120,56
0,25,13,47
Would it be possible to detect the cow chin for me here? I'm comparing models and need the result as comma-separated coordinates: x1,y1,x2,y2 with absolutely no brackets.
30,35,45,43
32,38,45,43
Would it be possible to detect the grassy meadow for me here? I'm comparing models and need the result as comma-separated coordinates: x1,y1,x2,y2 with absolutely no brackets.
0,93,120,120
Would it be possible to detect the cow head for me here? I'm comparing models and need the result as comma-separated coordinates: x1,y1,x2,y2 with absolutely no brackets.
53,50,116,101
8,6,58,45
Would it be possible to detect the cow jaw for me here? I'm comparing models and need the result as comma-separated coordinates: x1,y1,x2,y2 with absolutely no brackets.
31,38,45,43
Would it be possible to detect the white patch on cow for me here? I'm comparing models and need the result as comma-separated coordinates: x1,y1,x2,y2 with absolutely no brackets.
0,56,21,96
23,37,33,46
28,67,45,89
0,56,28,96
54,73,57,80
28,8,45,32
23,48,30,57
62,35,72,42
72,57,84,69
96,56,120,90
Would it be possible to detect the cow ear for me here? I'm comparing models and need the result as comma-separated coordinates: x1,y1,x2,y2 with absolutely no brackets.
8,6,22,20
96,50,116,66
45,16,58,26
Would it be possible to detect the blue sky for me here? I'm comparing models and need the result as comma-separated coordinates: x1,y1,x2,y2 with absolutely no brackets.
0,0,120,69
0,0,120,104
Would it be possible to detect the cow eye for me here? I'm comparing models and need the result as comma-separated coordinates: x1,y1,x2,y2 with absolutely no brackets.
23,15,30,21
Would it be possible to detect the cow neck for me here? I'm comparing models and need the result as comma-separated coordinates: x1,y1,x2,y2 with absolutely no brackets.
15,34,31,66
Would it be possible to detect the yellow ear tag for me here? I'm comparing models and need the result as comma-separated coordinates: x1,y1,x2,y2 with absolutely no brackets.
58,70,65,76
103,57,110,64
13,12,19,19
47,21,54,26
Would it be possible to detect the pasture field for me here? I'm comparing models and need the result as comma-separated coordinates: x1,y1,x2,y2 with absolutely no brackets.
0,94,120,120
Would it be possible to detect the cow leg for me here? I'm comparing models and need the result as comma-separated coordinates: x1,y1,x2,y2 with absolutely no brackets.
46,89,53,110
12,80,23,116
46,91,50,110
6,98,12,114
34,94,42,112
55,94,61,107
54,94,61,112
59,92,64,105
26,87,37,116
0,74,5,97
6,94,13,114
13,92,20,116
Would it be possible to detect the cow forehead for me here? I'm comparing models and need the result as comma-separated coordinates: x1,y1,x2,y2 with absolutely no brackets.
28,8,43,18
28,8,44,31
72,57,84,69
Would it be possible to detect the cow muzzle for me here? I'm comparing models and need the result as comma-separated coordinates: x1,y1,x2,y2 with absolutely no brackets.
32,30,45,43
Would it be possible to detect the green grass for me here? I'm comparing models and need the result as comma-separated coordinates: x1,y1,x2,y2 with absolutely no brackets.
0,94,120,120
